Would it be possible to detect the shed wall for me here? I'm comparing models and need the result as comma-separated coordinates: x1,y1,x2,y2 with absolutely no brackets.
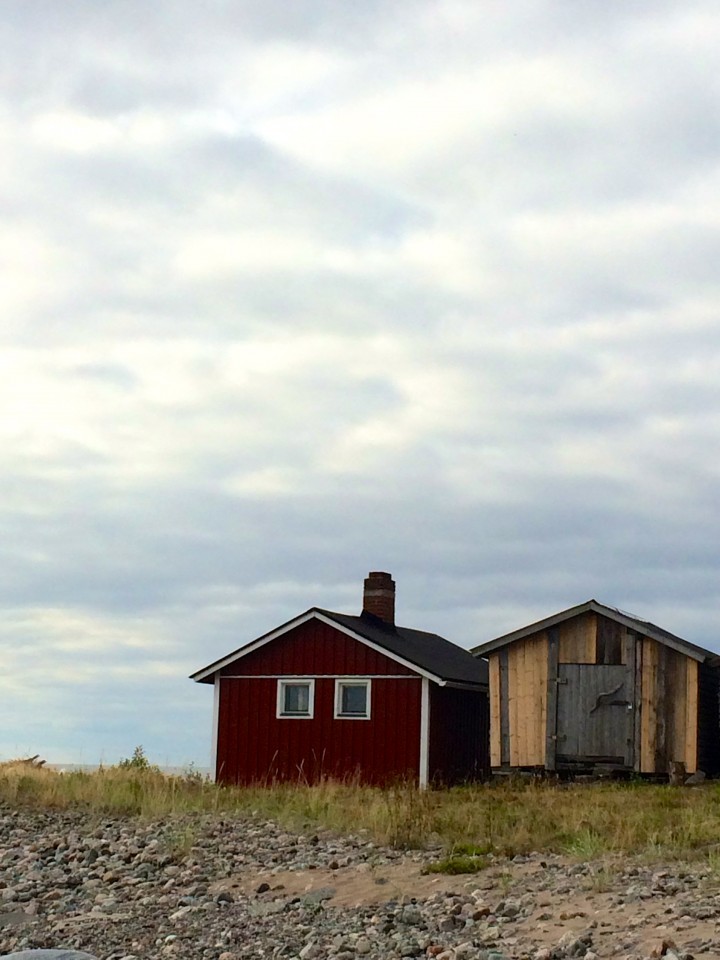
487,613,712,777
558,613,596,663
488,633,548,769
639,638,698,774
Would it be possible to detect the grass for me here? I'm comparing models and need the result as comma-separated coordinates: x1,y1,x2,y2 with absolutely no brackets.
3,760,720,862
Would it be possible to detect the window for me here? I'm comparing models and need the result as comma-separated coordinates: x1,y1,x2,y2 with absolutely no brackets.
334,679,371,719
277,679,315,718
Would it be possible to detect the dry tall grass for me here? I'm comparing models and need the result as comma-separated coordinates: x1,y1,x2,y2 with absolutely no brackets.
2,761,720,861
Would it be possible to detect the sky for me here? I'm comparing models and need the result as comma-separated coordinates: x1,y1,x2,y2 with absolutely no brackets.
2,0,720,767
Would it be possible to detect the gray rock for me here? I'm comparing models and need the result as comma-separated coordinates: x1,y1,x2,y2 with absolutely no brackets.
302,887,336,904
2,953,99,959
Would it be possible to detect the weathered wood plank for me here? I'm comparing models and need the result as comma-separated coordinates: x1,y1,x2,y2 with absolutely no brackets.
655,645,667,771
489,654,501,767
499,648,510,766
640,638,658,773
536,633,548,766
633,633,643,772
558,612,596,664
516,641,530,767
666,650,687,767
520,640,533,766
585,612,597,663
523,639,534,765
623,629,637,767
508,644,519,766
685,659,698,772
545,628,559,771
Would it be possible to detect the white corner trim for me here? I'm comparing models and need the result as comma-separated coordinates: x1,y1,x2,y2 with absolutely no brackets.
419,677,430,789
333,678,372,720
210,675,220,782
276,678,316,719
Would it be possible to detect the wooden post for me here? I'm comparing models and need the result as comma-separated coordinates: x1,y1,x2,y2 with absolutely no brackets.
623,628,636,769
499,649,510,766
545,628,559,772
633,632,642,772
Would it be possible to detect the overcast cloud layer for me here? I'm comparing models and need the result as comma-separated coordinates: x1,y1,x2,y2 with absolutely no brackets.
2,0,720,766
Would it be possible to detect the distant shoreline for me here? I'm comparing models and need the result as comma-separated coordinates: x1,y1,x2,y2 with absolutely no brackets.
45,763,211,776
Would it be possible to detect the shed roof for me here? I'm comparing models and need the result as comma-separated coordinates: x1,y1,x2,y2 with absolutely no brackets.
191,608,488,688
472,599,717,663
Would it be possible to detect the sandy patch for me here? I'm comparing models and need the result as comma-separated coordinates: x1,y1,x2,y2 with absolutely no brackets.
211,858,720,954
211,862,501,908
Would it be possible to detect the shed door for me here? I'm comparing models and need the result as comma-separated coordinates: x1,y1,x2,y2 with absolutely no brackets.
556,664,633,766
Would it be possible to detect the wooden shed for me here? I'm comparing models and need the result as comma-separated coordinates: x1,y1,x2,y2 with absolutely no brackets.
472,600,720,777
192,572,489,787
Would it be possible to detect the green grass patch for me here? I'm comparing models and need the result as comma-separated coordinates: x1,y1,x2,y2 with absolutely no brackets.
423,854,489,875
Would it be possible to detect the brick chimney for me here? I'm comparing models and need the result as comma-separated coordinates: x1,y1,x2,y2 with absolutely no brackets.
362,571,395,625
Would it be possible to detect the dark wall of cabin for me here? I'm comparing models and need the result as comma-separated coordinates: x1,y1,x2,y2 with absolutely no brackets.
698,662,720,776
428,686,489,784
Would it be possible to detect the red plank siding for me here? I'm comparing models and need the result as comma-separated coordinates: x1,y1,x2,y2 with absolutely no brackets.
217,675,422,784
219,618,417,677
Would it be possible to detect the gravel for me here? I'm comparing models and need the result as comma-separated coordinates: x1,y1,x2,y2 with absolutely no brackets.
1,808,720,960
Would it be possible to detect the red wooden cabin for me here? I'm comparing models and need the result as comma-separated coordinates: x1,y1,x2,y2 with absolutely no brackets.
191,572,489,786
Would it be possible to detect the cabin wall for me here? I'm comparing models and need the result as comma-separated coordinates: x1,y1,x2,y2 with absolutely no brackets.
217,675,422,785
219,618,417,677
428,686,489,784
698,662,720,776
215,618,423,785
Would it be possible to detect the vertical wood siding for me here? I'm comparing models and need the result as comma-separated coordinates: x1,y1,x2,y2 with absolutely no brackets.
488,654,501,767
558,613,596,663
220,618,417,677
685,659,698,772
215,619,426,784
640,638,699,773
640,638,657,772
427,686,489,783
490,613,710,776
217,675,422,784
506,633,548,766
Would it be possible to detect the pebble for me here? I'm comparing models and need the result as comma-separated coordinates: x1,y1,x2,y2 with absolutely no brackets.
1,808,718,960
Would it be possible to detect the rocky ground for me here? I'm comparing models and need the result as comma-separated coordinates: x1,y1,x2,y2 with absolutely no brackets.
2,808,720,960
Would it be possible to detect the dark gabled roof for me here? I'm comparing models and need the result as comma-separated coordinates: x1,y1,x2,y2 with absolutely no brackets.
317,609,488,687
472,599,716,663
191,607,487,687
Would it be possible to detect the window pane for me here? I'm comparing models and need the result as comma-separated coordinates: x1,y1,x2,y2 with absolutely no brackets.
341,684,367,715
284,684,309,714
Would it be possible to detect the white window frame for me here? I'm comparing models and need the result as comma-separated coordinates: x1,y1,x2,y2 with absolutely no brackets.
276,679,315,719
334,679,371,720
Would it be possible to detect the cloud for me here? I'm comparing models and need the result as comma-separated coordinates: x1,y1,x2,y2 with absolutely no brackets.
1,0,720,765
